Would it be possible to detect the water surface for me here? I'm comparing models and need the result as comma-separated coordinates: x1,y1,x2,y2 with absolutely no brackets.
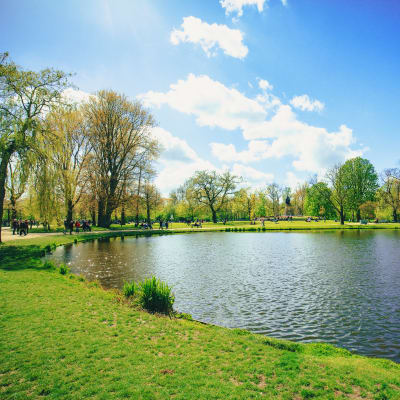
48,230,400,362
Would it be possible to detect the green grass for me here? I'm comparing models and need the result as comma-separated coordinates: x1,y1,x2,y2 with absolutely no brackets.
0,235,399,399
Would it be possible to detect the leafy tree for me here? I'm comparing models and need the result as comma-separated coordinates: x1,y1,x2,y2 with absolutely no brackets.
341,157,378,221
6,154,30,220
142,182,161,224
266,183,281,216
45,107,91,224
304,182,336,218
378,168,400,222
83,90,158,227
188,170,240,223
0,53,70,241
359,201,377,220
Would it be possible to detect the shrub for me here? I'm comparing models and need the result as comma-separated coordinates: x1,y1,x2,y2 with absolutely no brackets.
139,276,174,315
44,243,56,253
122,281,137,298
58,263,70,275
42,260,56,270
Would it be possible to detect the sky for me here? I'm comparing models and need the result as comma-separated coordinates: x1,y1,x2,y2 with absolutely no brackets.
2,0,400,195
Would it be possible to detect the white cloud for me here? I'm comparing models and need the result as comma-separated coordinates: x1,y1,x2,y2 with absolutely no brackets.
140,75,364,174
281,0,288,6
210,140,270,163
151,127,216,195
258,78,273,91
138,73,266,131
220,0,267,17
231,163,274,188
62,88,94,104
170,16,248,59
290,94,324,112
285,172,303,190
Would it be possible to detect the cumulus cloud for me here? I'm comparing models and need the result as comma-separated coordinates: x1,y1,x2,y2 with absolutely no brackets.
258,78,273,91
138,73,266,131
231,163,274,188
220,0,267,17
62,88,94,104
170,16,248,59
151,127,216,195
290,94,324,112
285,171,303,190
140,75,364,174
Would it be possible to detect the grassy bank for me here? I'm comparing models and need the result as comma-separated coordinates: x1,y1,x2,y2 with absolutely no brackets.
1,235,399,399
21,219,400,235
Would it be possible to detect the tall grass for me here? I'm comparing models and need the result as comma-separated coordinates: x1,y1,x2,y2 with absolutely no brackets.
139,276,174,315
122,281,137,298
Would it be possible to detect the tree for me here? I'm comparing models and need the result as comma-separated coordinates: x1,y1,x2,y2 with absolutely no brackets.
266,183,281,216
379,168,400,222
83,90,158,227
325,164,348,224
304,182,336,218
6,154,30,220
46,107,91,224
292,183,308,216
189,170,240,223
142,182,161,224
341,157,378,221
0,53,70,241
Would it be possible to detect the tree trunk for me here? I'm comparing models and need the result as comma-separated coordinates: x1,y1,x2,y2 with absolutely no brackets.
121,206,126,225
90,208,96,225
146,202,151,224
356,209,361,222
339,206,345,225
393,208,398,223
66,198,73,224
211,206,217,223
0,149,13,243
97,199,105,227
10,195,17,220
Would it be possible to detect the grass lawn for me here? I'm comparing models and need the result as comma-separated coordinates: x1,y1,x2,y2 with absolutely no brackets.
1,234,399,399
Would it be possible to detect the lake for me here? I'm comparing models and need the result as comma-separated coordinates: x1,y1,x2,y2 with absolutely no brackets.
47,230,400,362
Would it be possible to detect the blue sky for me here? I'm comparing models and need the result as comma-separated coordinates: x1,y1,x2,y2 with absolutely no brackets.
2,0,400,194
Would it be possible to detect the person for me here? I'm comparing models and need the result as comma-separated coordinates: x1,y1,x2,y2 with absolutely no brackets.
75,220,81,233
69,220,74,235
159,220,163,230
12,219,18,235
165,220,169,229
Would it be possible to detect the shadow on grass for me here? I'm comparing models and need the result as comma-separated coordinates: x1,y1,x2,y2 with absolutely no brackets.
0,244,47,271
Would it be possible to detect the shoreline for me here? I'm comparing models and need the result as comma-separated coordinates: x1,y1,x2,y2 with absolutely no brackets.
1,230,399,399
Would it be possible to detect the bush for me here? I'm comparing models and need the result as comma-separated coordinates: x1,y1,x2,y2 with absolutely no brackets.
139,276,174,315
58,263,70,275
44,243,56,253
122,281,137,298
42,260,56,270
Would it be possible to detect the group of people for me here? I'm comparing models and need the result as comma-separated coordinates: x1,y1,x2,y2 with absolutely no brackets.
63,220,92,235
11,219,32,236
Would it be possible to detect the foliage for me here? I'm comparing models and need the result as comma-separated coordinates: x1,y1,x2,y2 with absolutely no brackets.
341,157,379,220
122,281,137,298
139,276,175,314
304,182,336,218
187,170,240,223
58,263,70,275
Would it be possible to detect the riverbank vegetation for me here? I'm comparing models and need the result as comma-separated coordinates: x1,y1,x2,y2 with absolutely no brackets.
1,53,400,242
1,235,399,399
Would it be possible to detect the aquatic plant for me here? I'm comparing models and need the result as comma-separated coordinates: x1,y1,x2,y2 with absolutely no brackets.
139,276,174,315
122,281,137,298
